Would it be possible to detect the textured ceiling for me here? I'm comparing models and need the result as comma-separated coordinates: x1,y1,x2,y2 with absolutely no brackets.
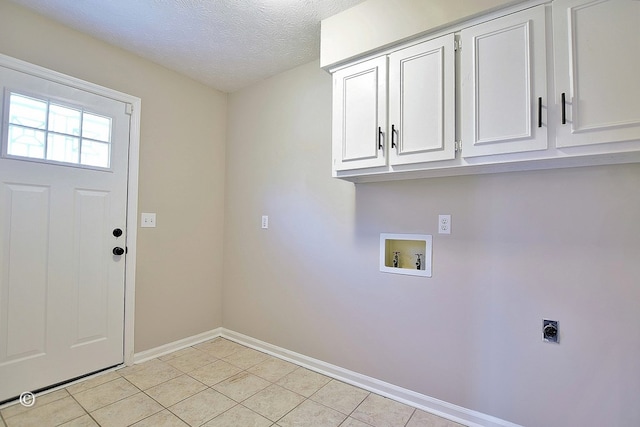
9,0,366,92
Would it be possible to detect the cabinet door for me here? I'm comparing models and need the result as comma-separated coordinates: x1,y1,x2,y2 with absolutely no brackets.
388,34,455,165
332,57,387,171
461,5,548,157
553,0,640,148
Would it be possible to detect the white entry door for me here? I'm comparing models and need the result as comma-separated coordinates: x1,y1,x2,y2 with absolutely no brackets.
0,64,130,402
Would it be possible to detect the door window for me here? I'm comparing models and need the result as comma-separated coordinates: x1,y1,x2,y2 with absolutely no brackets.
3,91,112,168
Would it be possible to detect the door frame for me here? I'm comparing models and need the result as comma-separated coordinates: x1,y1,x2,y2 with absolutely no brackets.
0,53,140,367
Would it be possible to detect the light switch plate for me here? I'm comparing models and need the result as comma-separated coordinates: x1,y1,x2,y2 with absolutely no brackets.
141,212,156,228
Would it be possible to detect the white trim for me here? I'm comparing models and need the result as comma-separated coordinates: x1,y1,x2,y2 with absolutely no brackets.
123,92,141,367
0,53,142,369
133,328,223,364
221,329,523,427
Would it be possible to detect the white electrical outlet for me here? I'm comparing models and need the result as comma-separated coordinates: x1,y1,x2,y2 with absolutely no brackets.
261,215,269,229
141,212,156,228
438,214,451,234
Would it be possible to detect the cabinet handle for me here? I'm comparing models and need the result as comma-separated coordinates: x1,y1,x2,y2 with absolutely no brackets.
538,97,542,128
378,126,383,150
561,92,566,125
391,124,397,148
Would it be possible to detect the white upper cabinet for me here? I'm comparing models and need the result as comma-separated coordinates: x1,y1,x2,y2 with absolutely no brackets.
388,34,456,165
553,0,640,148
332,56,387,171
328,1,640,182
461,5,548,157
332,34,455,174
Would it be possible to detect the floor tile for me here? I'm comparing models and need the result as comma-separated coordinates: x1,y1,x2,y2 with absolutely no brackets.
130,409,190,427
223,347,270,370
58,414,99,426
145,375,207,407
165,349,217,373
5,396,85,427
188,360,243,386
159,346,200,362
202,405,272,427
0,416,5,427
406,409,464,427
123,360,183,390
243,384,305,422
169,389,235,427
339,418,371,427
311,380,369,415
277,399,346,427
248,356,298,382
194,338,245,358
212,372,271,402
90,392,164,427
66,371,122,395
1,388,70,419
116,358,164,376
276,367,331,397
351,394,415,427
73,377,139,412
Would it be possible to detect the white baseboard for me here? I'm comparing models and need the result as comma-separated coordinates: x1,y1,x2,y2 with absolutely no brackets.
221,329,522,427
133,327,223,364
134,327,521,427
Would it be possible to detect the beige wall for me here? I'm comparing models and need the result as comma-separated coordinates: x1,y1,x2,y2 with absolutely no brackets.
0,0,227,352
320,0,525,67
225,60,640,426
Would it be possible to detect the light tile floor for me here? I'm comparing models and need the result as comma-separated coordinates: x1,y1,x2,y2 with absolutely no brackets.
0,338,464,427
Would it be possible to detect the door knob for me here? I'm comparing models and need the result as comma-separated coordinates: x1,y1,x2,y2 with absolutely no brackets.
112,247,125,256
113,228,123,237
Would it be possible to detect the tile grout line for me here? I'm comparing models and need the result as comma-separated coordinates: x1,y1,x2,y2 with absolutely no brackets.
63,393,99,427
404,408,417,427
76,375,142,414
168,402,193,427
242,358,312,425
3,389,70,423
335,383,374,427
120,375,165,425
267,386,312,426
133,354,214,426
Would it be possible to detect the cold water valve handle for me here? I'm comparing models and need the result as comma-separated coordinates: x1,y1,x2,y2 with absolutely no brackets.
415,253,423,270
